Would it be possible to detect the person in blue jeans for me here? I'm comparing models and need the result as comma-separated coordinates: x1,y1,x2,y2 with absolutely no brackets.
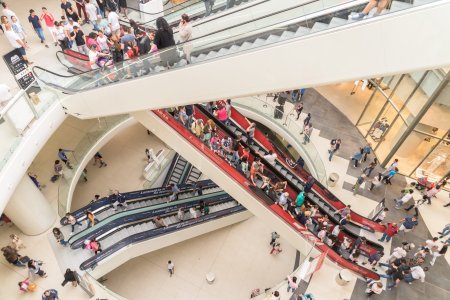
439,223,450,238
28,9,48,47
203,0,215,17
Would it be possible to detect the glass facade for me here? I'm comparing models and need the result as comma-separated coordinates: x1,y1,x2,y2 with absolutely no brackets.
356,68,450,189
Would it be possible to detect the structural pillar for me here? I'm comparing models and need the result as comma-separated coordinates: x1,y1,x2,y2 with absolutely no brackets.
4,174,56,235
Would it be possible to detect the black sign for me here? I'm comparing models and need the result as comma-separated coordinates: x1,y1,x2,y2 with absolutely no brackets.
2,48,35,90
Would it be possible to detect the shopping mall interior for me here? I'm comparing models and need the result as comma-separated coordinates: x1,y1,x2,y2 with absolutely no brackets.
0,0,449,299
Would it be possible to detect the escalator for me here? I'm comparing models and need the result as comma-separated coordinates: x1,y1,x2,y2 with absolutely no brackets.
62,180,218,233
222,103,386,233
32,0,449,118
132,107,384,279
121,0,259,29
78,194,244,271
163,153,202,185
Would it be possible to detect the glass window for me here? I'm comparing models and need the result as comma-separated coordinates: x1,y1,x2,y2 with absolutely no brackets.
371,115,407,163
357,89,387,137
369,103,402,152
415,140,450,182
389,73,421,113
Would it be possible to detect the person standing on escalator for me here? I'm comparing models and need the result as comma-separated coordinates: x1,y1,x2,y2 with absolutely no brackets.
178,14,193,63
154,17,176,67
203,0,215,17
226,0,236,9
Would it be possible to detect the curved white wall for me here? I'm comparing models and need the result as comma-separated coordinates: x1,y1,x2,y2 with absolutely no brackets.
65,117,136,213
0,102,66,214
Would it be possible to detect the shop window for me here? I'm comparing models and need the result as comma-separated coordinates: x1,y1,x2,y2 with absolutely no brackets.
374,116,408,163
356,89,387,137
415,140,450,182
369,102,402,151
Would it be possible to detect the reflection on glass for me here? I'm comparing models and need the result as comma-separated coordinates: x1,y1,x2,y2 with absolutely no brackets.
366,102,399,149
390,131,439,176
357,89,387,136
374,116,407,162
415,140,450,182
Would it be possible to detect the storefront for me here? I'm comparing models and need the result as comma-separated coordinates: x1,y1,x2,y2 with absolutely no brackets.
353,69,450,186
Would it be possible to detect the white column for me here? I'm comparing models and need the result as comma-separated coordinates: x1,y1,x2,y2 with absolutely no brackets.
4,175,56,236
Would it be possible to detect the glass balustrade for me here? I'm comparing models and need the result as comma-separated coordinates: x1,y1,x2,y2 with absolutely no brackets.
0,86,59,172
33,0,437,94
57,115,131,217
233,96,328,185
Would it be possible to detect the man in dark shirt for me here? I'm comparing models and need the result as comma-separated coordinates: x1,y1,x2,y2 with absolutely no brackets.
60,0,73,18
28,9,48,47
70,26,88,55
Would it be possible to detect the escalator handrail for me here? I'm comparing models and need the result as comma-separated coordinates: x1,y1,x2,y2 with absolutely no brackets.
152,108,380,279
225,104,387,233
79,204,245,270
70,192,232,249
56,51,90,72
63,180,215,223
195,105,383,253
162,153,181,186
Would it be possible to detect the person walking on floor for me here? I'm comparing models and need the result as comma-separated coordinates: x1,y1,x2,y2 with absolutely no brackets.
28,9,49,48
351,148,363,168
40,7,57,46
382,167,399,185
328,138,341,161
352,174,366,195
302,123,313,145
362,143,372,162
42,289,60,300
378,222,398,242
301,113,311,133
93,152,107,167
58,148,74,169
61,268,78,287
383,159,399,175
167,260,175,277
287,275,298,293
295,102,304,120
362,158,377,177
394,189,414,209
404,195,427,217
438,223,450,238
270,232,280,246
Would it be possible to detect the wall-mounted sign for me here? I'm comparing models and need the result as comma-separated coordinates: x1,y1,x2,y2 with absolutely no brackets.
3,49,35,90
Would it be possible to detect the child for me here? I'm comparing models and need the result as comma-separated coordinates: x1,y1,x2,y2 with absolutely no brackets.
10,234,25,250
167,260,175,277
270,243,282,255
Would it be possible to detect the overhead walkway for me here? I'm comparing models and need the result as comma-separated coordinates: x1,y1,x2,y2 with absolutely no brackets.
33,0,450,118
132,106,385,279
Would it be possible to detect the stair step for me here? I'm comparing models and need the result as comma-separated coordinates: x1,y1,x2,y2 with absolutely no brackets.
328,17,348,28
265,34,281,45
390,0,413,12
279,30,295,41
310,22,329,33
295,26,310,36
239,42,253,51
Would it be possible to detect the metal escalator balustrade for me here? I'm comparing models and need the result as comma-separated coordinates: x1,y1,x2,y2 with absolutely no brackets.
32,0,437,94
150,107,381,279
218,103,387,233
63,179,215,222
69,190,231,249
65,181,221,243
79,197,244,270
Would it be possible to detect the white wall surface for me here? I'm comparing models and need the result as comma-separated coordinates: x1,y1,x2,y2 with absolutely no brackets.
0,103,66,214
61,1,450,118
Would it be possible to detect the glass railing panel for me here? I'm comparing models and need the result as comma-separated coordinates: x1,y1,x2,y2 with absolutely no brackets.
143,149,174,188
57,115,131,217
0,86,59,172
34,0,439,93
233,96,328,185
84,271,128,300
